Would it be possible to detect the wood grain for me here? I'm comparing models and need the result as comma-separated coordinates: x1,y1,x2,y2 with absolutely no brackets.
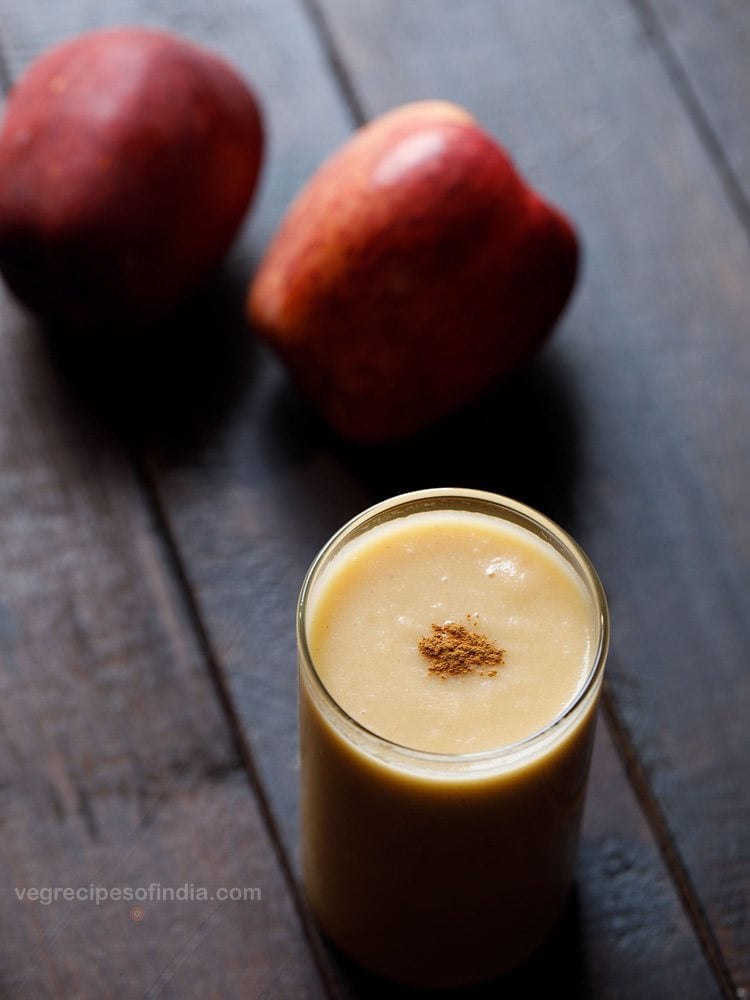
641,0,750,214
0,293,326,997
0,8,328,990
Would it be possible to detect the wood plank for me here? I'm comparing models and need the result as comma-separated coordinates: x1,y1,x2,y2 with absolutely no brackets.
302,0,750,992
0,292,326,997
0,10,328,994
642,0,750,212
0,0,361,847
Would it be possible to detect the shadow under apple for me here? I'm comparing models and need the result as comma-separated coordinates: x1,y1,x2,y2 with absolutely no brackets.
268,349,580,530
40,268,257,461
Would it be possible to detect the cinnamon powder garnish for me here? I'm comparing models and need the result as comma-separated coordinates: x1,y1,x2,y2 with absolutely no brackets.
418,619,505,678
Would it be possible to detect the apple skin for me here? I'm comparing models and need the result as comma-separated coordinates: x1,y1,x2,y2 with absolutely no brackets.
0,28,263,329
248,100,578,442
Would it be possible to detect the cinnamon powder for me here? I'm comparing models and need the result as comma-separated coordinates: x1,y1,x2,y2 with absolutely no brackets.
418,619,504,678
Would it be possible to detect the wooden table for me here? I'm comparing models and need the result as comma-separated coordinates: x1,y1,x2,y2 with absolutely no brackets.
0,1,748,997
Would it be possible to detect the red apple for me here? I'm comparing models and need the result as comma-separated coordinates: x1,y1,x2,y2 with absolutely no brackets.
0,28,263,329
248,100,578,442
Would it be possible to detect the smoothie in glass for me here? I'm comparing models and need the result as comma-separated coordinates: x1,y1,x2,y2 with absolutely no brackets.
298,489,608,987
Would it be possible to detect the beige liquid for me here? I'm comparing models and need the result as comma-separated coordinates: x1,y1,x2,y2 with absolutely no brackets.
308,510,594,752
299,500,605,987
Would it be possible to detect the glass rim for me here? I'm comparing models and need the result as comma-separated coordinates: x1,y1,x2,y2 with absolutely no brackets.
297,487,609,767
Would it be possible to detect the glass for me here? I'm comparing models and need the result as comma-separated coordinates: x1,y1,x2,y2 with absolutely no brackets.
297,488,609,988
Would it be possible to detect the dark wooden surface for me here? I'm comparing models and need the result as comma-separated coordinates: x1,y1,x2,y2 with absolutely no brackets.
0,1,747,997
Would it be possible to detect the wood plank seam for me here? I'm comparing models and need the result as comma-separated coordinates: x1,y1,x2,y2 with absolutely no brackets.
0,43,11,93
627,0,750,266
133,456,340,1000
300,0,367,127
602,686,738,1000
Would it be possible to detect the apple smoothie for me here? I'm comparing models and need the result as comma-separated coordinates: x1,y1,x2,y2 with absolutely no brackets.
298,489,608,988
